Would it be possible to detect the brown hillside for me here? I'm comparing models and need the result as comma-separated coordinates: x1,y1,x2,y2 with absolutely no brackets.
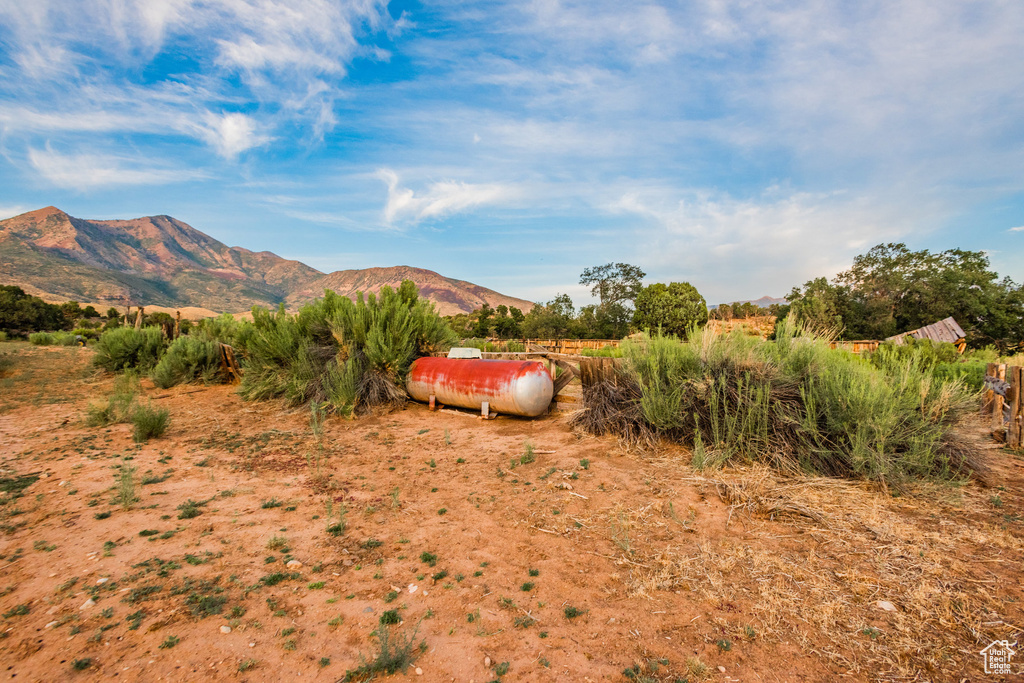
0,207,534,315
290,266,535,317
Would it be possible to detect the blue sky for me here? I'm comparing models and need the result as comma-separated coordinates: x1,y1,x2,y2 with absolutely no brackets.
1,0,1022,307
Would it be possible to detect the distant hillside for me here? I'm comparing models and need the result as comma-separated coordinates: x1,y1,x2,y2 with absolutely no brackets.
0,207,534,316
288,266,534,317
710,295,787,309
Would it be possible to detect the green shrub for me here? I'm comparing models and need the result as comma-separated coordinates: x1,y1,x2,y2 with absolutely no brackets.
132,403,170,442
94,327,166,372
72,328,101,341
0,331,7,342
578,319,976,483
191,314,253,348
240,283,455,415
152,336,224,388
85,372,140,427
29,332,54,346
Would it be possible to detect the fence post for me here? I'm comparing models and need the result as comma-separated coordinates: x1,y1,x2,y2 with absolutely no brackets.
1009,366,1022,449
984,362,997,414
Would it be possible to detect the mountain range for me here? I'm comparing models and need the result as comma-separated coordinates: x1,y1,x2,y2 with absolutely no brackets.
0,207,535,316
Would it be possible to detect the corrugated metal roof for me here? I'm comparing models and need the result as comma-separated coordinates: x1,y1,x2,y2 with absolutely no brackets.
887,317,966,345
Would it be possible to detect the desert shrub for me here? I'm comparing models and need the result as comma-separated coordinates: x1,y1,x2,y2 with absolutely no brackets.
932,360,987,391
93,327,166,372
72,327,101,341
28,332,54,346
132,403,170,442
52,331,78,346
191,313,253,348
575,319,976,483
152,336,225,388
241,283,455,415
0,331,8,342
870,337,961,370
86,372,140,426
457,338,526,353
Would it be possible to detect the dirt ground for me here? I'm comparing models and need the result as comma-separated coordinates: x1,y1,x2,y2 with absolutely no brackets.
1,343,1022,683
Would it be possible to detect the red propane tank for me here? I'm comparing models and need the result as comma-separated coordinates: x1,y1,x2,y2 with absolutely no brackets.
406,357,554,417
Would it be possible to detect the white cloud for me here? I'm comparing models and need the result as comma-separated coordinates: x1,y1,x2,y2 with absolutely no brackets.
0,205,29,220
605,185,950,302
1009,226,1024,232
377,169,521,225
0,0,396,157
195,112,270,159
28,147,207,190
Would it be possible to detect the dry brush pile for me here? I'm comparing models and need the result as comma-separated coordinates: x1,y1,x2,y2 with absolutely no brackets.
571,320,978,485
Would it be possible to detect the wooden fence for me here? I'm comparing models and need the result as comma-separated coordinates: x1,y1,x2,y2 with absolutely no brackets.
985,363,1022,448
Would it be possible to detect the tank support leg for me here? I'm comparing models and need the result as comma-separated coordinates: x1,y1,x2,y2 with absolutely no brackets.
429,395,436,411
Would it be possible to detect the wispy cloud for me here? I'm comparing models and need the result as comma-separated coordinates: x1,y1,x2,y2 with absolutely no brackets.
28,147,207,190
1009,226,1024,232
378,169,522,225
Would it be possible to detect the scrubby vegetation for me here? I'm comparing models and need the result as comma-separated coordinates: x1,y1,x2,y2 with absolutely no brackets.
573,320,977,484
151,336,224,388
240,283,455,415
93,327,166,372
28,331,79,346
132,403,170,442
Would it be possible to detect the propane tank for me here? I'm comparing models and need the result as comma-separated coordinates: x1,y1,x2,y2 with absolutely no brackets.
406,357,553,417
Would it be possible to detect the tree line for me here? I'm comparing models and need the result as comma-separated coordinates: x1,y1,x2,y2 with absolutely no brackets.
4,241,1021,350
453,243,1024,350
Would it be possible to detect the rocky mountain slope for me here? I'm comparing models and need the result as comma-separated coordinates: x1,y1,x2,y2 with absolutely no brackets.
0,207,533,316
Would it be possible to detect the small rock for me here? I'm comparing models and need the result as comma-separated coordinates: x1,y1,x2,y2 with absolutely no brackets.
45,621,59,629
80,598,96,610
286,560,302,569
607,617,616,624
415,668,423,676
97,578,109,584
220,626,231,634
408,584,418,594
342,559,354,566
249,642,255,648
484,656,491,667
364,607,374,613
718,666,726,673
876,600,897,612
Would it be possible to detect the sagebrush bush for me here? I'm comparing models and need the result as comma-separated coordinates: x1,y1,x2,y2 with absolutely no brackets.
241,282,455,415
72,328,101,341
132,403,170,442
0,331,8,342
152,336,224,388
191,313,253,348
93,327,166,372
581,318,977,483
28,332,54,346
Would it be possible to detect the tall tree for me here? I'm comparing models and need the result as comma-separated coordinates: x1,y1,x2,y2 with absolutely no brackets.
579,263,646,307
579,263,645,338
633,282,708,336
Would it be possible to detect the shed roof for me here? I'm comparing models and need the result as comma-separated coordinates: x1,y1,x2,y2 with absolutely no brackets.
887,317,966,345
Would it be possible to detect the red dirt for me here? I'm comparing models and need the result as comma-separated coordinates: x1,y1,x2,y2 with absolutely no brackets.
0,344,1022,682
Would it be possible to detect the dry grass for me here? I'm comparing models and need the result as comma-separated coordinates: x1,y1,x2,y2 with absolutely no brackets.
568,376,657,449
623,464,1024,679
